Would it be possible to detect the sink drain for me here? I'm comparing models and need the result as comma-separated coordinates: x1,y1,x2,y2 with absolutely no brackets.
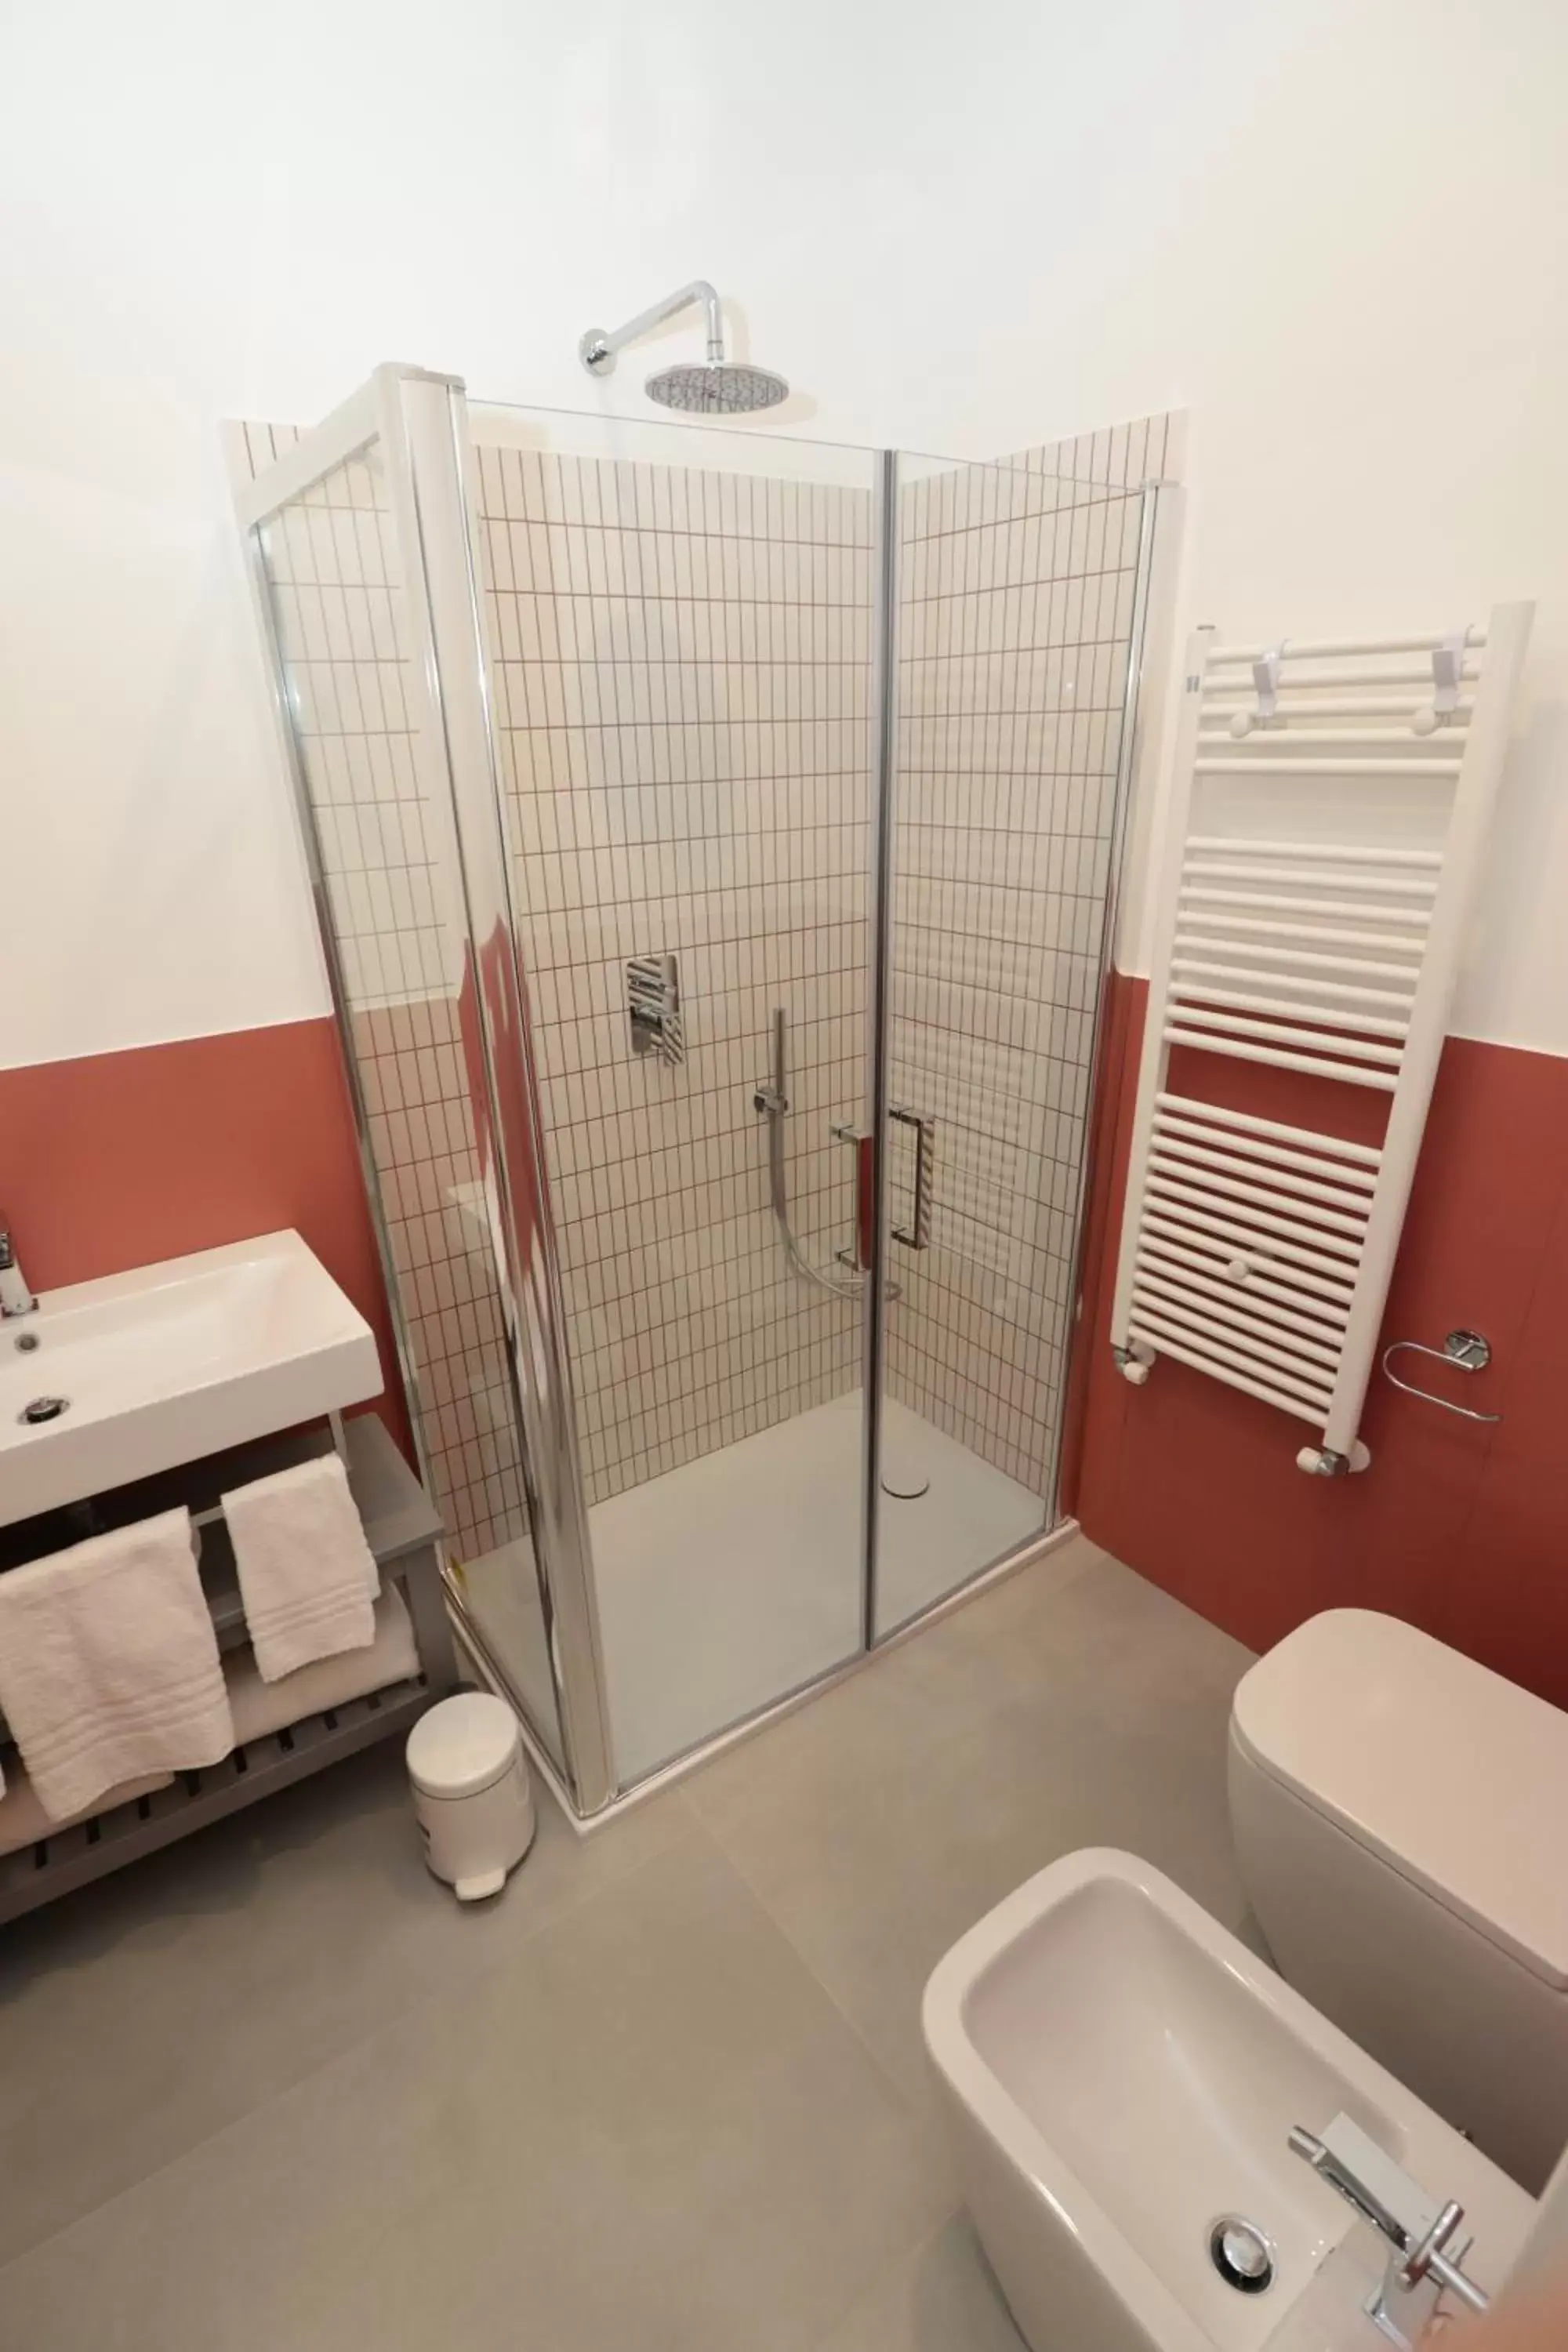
18,1395,69,1425
1208,2217,1275,2294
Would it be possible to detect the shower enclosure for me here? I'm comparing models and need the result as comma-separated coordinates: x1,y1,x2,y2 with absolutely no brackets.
235,362,1167,1815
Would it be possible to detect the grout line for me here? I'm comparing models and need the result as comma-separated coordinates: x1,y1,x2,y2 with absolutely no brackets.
670,1537,1109,2103
673,1808,964,2211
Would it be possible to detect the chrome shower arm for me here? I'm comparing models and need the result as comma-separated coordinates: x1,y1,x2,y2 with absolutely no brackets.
579,280,724,377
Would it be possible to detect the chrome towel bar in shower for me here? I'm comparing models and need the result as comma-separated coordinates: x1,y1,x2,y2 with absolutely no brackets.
888,1105,934,1250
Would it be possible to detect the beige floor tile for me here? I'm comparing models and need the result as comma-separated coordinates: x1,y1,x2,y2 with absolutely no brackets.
816,2214,1026,2350
0,1538,1258,2350
0,1835,953,2352
0,1740,689,2266
686,1550,1254,2109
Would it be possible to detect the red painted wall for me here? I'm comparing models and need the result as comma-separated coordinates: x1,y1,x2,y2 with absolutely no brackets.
0,1018,407,1452
1067,973,1568,1709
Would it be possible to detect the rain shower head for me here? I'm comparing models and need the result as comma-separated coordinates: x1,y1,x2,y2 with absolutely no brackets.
645,361,789,415
579,279,789,416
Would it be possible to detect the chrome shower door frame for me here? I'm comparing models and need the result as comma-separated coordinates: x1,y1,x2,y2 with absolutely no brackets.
858,449,900,1652
1039,475,1170,1521
862,461,1174,1642
237,363,615,1814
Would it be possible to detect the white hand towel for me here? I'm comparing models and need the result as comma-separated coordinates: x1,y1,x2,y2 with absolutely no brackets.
222,1451,379,1683
225,1585,418,1744
0,1508,234,1823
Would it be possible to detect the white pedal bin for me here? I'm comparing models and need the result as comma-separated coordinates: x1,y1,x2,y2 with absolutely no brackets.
407,1693,534,1901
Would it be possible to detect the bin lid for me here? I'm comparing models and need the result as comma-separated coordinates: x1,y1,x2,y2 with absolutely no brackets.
407,1692,520,1799
1232,1609,1568,1991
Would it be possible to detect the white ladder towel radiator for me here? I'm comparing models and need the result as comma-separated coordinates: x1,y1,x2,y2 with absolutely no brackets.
1109,602,1534,1474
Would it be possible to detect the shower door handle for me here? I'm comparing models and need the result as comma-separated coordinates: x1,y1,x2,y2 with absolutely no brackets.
889,1105,934,1250
830,1121,875,1272
855,1132,875,1269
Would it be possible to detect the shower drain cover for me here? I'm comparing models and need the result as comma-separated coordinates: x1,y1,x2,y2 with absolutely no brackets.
1209,2216,1276,2294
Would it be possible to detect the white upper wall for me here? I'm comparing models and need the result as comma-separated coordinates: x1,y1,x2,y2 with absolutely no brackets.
3,0,1566,1068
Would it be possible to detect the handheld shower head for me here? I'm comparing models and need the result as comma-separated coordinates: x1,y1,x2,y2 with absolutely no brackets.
579,280,789,416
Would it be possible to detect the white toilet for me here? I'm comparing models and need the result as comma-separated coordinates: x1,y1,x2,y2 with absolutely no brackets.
1229,1607,1568,2191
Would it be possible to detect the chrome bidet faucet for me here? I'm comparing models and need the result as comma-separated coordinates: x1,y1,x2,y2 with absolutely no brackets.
0,1210,35,1317
1289,2116,1490,2347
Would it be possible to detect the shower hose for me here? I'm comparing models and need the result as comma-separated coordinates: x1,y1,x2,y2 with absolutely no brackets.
763,1091,866,1303
754,1005,898,1305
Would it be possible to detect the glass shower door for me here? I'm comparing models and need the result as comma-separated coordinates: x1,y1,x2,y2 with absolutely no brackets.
871,452,1158,1637
238,375,581,1781
466,401,884,1784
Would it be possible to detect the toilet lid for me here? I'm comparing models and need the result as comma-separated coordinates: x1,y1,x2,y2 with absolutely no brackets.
1232,1609,1568,1991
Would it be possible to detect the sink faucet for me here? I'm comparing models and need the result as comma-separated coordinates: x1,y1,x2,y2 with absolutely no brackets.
1289,2116,1490,2347
0,1210,35,1317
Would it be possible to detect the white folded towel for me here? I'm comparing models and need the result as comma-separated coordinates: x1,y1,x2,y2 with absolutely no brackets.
0,1508,234,1823
223,1451,379,1683
225,1585,419,1744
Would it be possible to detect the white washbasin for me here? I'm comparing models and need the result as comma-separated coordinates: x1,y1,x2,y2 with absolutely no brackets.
0,1232,382,1526
924,1849,1534,2352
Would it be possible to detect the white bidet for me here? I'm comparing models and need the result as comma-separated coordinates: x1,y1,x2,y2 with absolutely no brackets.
923,1849,1532,2352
